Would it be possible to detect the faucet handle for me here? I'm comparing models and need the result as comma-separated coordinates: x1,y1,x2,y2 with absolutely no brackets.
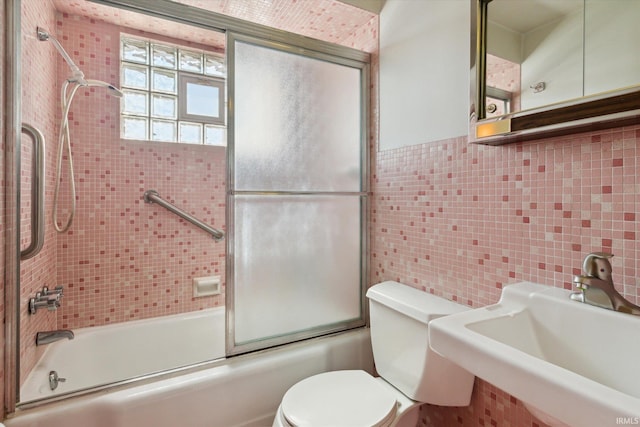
582,252,613,280
47,297,61,311
42,285,64,296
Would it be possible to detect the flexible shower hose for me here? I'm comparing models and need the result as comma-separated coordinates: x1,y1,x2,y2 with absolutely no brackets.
52,80,81,232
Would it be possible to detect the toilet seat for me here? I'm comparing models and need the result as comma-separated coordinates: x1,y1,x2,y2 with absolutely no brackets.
280,370,397,427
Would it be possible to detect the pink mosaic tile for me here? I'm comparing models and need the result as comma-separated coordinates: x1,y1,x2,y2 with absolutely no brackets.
372,127,640,427
487,54,521,113
53,14,227,330
19,0,61,390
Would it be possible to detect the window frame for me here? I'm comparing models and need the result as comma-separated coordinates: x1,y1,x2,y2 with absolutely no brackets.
120,35,226,145
178,73,226,126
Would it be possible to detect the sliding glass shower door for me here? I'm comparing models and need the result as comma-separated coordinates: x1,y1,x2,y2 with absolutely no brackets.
227,34,368,355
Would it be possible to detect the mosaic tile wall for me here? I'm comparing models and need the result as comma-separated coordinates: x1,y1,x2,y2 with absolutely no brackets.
20,0,60,391
54,13,227,329
372,128,640,307
17,6,229,385
371,128,640,426
487,54,521,115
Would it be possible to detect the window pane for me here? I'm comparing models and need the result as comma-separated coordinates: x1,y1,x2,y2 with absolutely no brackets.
152,94,177,119
152,69,177,93
122,90,148,115
152,44,177,69
122,117,148,140
205,54,226,77
122,64,148,89
179,122,203,144
179,50,203,73
151,120,176,142
122,38,148,64
205,125,226,146
186,82,219,117
120,36,229,144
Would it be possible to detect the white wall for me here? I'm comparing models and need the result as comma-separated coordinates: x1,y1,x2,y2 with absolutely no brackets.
584,0,640,95
379,0,469,150
487,22,521,64
520,7,583,110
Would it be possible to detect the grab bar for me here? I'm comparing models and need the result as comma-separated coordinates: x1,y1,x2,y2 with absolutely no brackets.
143,190,224,241
21,123,46,260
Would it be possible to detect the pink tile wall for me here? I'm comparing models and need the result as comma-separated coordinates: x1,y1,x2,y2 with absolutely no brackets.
54,13,227,329
487,53,521,113
372,127,640,426
20,0,60,389
177,0,377,46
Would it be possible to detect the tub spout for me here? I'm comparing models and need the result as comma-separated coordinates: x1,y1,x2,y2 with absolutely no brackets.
36,330,74,346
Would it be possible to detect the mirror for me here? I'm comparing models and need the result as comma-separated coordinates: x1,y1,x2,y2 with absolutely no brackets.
470,0,640,145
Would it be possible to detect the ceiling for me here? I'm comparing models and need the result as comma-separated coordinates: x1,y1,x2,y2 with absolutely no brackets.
340,0,385,14
489,0,583,34
51,0,378,48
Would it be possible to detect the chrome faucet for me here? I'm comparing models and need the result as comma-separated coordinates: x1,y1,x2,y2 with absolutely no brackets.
36,330,74,346
571,252,640,315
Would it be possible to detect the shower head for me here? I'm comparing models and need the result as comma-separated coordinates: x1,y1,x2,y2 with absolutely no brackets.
37,27,123,98
86,79,124,98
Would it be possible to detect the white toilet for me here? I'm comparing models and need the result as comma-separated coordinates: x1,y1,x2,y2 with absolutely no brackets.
273,280,475,427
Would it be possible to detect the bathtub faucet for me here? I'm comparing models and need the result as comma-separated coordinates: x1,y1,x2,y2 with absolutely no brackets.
36,330,75,346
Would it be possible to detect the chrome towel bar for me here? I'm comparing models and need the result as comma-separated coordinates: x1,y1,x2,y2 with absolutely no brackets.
21,123,46,260
143,189,224,241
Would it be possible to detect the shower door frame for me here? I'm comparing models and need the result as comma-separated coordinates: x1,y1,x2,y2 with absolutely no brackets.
4,0,24,413
225,32,370,356
4,0,371,414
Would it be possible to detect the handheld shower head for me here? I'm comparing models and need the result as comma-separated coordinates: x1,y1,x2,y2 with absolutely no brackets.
38,27,123,97
43,27,123,234
85,79,124,98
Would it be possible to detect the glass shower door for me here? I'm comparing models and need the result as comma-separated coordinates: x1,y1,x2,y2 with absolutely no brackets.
227,34,368,355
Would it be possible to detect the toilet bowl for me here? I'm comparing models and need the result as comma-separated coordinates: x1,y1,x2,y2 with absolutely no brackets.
272,281,475,427
272,370,420,427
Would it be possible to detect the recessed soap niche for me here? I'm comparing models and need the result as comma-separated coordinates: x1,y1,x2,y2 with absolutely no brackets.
192,275,221,297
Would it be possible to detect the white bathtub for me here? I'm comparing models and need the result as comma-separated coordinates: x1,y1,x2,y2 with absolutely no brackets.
21,307,226,403
7,319,373,427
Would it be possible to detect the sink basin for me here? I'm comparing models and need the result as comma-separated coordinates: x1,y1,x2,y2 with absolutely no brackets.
429,282,640,427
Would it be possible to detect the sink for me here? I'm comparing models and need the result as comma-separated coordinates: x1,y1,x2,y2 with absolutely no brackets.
429,281,640,427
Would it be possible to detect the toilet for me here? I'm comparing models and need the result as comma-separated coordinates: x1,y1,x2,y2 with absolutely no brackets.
273,280,475,427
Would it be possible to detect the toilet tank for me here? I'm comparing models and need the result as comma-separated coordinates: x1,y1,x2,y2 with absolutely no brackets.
366,281,474,406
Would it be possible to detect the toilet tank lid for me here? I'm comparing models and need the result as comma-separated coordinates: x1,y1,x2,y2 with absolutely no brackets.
366,281,469,324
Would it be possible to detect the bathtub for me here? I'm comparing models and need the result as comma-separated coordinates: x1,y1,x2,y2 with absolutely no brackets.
21,307,226,403
7,316,373,427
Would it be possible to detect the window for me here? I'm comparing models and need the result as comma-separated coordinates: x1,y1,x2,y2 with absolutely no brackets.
120,36,226,145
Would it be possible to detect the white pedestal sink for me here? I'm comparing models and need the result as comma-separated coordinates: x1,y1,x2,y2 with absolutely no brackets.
429,282,640,427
